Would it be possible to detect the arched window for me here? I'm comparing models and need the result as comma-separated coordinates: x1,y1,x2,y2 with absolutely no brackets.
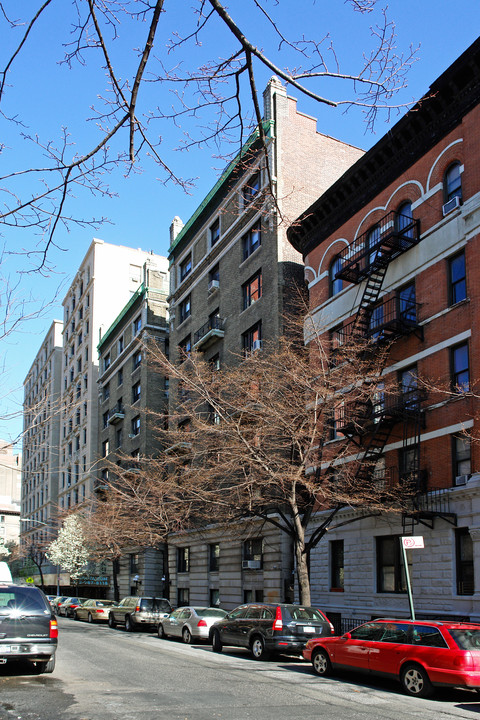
329,256,343,297
395,201,413,238
444,162,462,203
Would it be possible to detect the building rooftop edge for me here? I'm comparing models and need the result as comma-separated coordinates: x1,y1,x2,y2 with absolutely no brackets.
168,120,274,257
287,36,480,255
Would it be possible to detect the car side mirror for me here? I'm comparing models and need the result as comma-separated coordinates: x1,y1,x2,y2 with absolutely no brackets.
342,632,352,639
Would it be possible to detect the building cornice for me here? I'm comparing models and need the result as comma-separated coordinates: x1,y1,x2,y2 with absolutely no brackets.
288,37,480,257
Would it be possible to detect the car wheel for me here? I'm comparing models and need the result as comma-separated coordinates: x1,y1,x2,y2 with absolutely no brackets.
158,623,166,639
250,636,269,660
312,648,332,676
125,615,135,632
73,611,79,621
108,614,117,629
212,629,223,653
182,627,192,644
401,663,434,698
33,656,55,674
87,613,93,623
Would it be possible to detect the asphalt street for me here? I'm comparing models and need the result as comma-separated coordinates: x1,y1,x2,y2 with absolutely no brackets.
0,617,479,720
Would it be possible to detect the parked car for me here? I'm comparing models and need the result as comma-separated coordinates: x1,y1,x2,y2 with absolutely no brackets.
73,598,117,623
108,596,172,631
0,561,57,674
303,618,480,698
58,596,88,617
209,603,334,660
51,595,69,614
158,607,227,643
45,594,57,610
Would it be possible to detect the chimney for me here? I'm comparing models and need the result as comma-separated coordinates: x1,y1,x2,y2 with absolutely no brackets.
170,216,184,245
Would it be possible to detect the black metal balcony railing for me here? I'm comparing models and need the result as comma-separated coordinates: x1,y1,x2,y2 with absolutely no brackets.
367,297,420,337
335,210,421,284
374,385,426,419
332,298,421,350
370,466,428,493
193,316,225,350
335,385,425,435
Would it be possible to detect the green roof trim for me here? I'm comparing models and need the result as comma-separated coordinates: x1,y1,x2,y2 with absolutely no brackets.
168,120,275,256
97,283,146,352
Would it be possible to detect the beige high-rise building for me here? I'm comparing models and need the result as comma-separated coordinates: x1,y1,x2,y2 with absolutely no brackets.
0,441,21,546
22,320,63,553
22,239,169,593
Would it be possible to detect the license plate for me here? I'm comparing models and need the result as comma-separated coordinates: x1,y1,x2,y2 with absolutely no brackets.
304,626,316,633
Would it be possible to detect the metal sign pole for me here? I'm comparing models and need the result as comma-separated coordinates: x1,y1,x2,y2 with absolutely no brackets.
401,543,415,621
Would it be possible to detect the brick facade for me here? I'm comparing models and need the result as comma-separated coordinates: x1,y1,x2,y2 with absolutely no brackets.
166,77,364,608
289,38,480,622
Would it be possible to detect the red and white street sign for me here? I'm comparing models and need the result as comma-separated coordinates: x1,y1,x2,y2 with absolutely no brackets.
401,536,424,549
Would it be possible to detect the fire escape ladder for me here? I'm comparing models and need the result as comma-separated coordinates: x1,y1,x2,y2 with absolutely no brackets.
352,263,389,338
334,210,425,498
354,418,396,484
401,404,457,533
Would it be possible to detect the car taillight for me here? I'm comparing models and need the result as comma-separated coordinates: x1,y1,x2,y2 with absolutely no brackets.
96,609,103,613
273,606,283,632
453,652,473,669
135,605,140,612
197,619,207,627
318,609,335,635
50,618,58,639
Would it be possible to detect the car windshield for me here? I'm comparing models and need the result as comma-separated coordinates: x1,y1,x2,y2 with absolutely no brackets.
140,598,171,612
448,628,480,650
286,606,327,622
0,587,48,613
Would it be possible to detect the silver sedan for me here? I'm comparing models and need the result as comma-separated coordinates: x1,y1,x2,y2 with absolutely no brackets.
74,599,118,623
158,607,227,644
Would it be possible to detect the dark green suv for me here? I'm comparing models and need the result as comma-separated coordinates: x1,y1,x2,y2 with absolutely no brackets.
210,603,334,660
0,580,58,673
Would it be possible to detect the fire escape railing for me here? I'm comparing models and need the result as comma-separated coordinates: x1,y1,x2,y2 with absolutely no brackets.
332,298,421,349
335,211,421,284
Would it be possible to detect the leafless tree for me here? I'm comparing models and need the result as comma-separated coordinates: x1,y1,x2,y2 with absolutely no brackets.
0,1,417,270
88,311,417,605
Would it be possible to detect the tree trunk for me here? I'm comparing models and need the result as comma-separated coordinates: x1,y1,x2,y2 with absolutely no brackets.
112,558,120,602
294,539,311,606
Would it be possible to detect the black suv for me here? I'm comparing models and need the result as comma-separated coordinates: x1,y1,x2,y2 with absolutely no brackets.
209,603,333,660
0,578,58,673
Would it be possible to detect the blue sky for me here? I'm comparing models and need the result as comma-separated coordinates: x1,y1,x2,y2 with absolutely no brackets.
1,1,480,447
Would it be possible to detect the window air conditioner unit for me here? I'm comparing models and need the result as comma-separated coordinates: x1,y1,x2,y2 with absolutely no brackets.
242,560,261,570
252,339,262,351
455,474,471,486
208,280,220,293
442,195,461,216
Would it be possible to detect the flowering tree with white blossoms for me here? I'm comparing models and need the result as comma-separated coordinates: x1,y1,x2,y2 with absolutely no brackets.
47,515,90,584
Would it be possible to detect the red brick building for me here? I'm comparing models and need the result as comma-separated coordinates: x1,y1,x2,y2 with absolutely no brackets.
288,38,480,625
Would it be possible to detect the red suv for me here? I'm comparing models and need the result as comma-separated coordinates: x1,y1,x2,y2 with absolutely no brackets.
303,618,480,698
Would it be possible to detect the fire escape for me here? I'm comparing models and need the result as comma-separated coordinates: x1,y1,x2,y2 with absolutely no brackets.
332,209,456,532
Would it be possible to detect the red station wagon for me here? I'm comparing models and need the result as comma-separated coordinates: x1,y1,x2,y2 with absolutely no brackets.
303,618,480,698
